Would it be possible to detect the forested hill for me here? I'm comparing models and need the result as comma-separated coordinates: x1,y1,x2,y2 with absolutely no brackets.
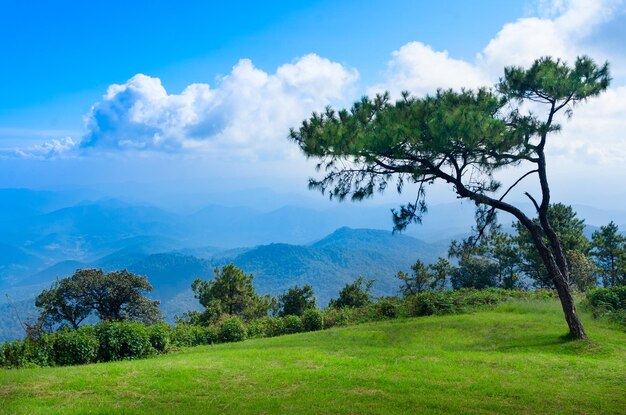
0,228,447,341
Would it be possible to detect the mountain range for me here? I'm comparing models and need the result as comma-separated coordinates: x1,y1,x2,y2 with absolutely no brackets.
2,186,626,341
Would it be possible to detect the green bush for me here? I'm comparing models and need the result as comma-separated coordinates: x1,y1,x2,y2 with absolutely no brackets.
283,315,304,334
375,299,398,318
263,317,286,337
586,286,626,324
170,324,218,347
54,329,99,366
302,309,323,331
22,335,56,367
0,340,27,368
218,317,247,342
147,323,171,353
245,318,269,338
96,321,153,361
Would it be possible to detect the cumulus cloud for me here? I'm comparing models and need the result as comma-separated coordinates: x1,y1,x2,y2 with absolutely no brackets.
80,54,358,158
375,0,622,96
368,42,490,97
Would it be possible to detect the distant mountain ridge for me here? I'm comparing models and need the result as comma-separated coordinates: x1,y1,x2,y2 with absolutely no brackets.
1,227,447,341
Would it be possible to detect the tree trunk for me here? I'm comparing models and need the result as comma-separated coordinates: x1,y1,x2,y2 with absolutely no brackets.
532,234,587,339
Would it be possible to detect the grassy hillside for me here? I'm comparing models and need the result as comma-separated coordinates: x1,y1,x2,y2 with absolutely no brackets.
1,299,624,414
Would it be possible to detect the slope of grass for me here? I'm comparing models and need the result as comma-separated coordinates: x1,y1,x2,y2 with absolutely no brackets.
1,299,625,415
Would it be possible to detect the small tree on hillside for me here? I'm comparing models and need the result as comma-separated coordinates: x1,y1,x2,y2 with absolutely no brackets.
192,264,272,321
290,56,609,339
276,284,316,316
449,225,521,289
515,204,591,289
329,277,374,308
397,260,433,296
591,221,626,287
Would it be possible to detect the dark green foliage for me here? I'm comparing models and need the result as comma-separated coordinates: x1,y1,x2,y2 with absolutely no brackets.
22,335,55,367
397,260,432,295
35,278,91,330
0,340,28,369
282,315,304,334
53,329,99,366
244,318,269,338
95,321,153,361
329,277,374,308
515,204,591,289
35,268,161,329
218,317,247,343
374,299,398,318
276,284,316,317
170,325,218,347
263,316,287,337
450,256,500,290
147,323,171,353
591,222,626,287
586,286,626,324
302,309,324,331
449,226,521,290
192,264,272,322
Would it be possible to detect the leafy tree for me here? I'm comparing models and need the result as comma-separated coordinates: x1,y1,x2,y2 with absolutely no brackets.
276,284,316,316
515,204,590,289
567,250,596,292
591,221,626,287
449,226,521,289
397,260,433,296
428,257,452,291
192,264,271,321
450,256,500,290
329,277,374,308
290,56,609,339
35,269,161,329
35,278,91,330
74,269,161,323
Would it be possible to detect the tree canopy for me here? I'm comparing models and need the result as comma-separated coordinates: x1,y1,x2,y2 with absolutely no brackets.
35,268,161,330
192,264,272,322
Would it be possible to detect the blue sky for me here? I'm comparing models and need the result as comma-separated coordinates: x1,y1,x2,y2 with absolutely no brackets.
1,0,625,207
0,0,524,131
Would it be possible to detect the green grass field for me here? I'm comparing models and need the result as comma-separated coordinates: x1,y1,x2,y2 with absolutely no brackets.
1,300,625,415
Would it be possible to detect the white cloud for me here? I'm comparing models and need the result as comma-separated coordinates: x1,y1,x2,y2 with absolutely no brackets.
80,54,358,158
0,137,78,160
375,0,622,96
368,42,490,97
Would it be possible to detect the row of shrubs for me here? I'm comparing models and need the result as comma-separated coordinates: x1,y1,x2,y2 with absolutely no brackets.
586,286,626,325
1,288,550,368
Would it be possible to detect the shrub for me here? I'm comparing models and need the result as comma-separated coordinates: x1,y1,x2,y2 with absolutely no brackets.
195,326,219,345
375,299,398,319
263,317,286,337
54,329,99,366
586,286,626,324
218,317,247,342
0,340,27,368
147,323,171,353
302,309,323,331
170,324,218,347
22,335,56,367
245,318,269,338
587,286,626,312
96,321,153,361
283,315,304,334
